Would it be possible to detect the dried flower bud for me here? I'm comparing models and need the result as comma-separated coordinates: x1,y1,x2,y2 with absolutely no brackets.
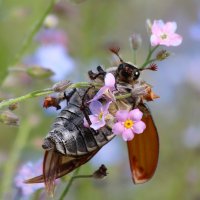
129,33,142,50
52,80,71,92
8,102,19,111
27,66,54,78
0,110,19,126
44,14,59,28
156,50,170,61
43,96,61,110
143,87,160,102
92,164,108,179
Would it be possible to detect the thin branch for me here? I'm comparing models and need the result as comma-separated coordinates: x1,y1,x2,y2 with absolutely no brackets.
0,0,57,85
12,0,57,65
59,168,95,200
140,45,159,69
0,82,102,110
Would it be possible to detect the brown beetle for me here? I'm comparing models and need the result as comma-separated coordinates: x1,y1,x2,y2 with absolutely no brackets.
25,52,159,194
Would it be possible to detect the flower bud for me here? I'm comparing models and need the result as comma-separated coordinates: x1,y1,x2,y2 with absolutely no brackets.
129,33,142,50
43,96,61,110
156,50,170,61
92,164,108,179
52,80,71,92
8,103,19,111
44,14,59,29
146,19,152,34
0,110,19,126
27,66,54,78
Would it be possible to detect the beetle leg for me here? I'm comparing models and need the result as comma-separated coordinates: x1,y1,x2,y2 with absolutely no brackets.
88,66,106,80
62,88,76,105
79,86,95,126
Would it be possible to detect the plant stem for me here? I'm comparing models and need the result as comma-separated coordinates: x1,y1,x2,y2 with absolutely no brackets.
59,168,94,200
0,118,32,199
0,82,102,110
0,81,132,110
0,88,54,109
140,45,159,69
59,168,80,200
0,0,57,86
12,0,57,65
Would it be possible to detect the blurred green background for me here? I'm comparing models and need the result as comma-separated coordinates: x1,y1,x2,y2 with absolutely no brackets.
0,0,200,199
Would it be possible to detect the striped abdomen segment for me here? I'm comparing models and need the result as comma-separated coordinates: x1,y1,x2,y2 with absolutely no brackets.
42,90,115,157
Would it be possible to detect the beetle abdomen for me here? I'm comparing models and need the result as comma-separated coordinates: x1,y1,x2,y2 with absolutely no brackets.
42,89,115,157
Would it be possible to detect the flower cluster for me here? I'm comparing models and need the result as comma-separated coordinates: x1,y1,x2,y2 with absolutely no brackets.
84,73,146,141
83,19,182,142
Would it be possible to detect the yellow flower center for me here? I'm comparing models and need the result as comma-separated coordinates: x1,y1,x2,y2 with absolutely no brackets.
161,33,167,39
98,112,103,120
124,119,134,129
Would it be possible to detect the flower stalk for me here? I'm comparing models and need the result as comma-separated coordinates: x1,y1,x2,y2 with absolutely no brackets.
0,82,102,110
140,45,159,69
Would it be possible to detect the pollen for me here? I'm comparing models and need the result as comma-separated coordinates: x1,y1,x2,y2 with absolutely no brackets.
124,119,134,129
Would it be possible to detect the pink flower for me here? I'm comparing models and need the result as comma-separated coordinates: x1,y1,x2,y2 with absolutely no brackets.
112,108,146,141
150,20,182,47
84,100,111,130
89,73,116,102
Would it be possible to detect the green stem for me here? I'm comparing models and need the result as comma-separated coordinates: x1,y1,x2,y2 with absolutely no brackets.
143,58,157,67
0,82,102,110
0,118,32,199
0,0,57,86
0,81,132,110
0,88,54,109
59,168,80,200
12,0,56,65
140,45,159,69
59,168,94,200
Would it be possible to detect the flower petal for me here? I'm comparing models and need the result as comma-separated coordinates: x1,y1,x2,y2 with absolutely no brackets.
151,20,164,35
89,100,102,115
84,115,98,128
105,73,115,88
102,101,112,113
122,129,134,141
112,122,124,135
88,87,106,102
83,117,89,128
90,119,105,130
115,110,129,121
164,22,177,33
132,121,146,134
169,33,183,46
150,35,159,46
129,108,143,121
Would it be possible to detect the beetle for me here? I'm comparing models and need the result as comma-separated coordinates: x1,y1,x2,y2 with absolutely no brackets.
25,50,159,194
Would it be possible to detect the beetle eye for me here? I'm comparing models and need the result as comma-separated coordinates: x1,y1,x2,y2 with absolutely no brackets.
134,70,140,80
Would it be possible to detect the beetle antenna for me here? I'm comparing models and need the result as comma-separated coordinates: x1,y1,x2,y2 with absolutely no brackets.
109,45,124,63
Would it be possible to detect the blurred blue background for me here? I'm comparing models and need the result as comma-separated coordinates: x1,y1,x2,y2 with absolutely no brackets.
0,0,200,199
